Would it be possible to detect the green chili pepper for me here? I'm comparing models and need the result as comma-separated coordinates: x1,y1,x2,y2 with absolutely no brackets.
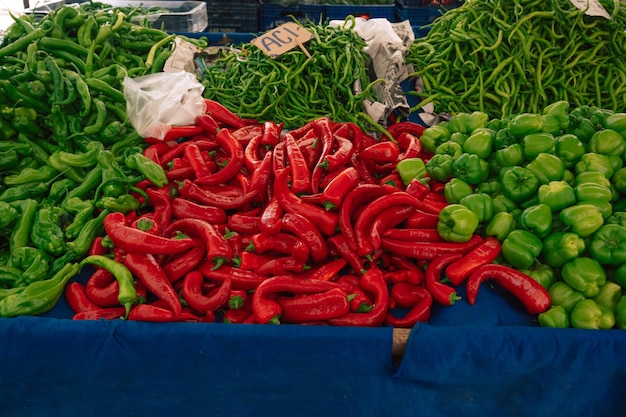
9,246,50,285
62,197,95,240
0,263,80,317
0,201,18,228
95,193,140,213
437,204,479,243
67,209,108,257
540,231,585,268
124,152,168,188
80,255,137,319
30,207,65,256
9,199,38,252
501,229,543,270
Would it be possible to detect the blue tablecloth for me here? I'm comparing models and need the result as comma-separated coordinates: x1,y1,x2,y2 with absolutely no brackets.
2,280,625,417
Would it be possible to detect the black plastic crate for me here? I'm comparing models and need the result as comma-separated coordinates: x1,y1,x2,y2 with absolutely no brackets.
259,3,325,30
396,0,461,7
205,2,260,33
325,4,397,21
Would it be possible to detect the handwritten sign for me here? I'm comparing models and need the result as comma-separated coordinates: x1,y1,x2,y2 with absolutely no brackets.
569,0,611,19
251,22,313,58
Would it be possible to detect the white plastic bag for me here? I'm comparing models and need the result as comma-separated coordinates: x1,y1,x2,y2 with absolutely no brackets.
122,71,206,140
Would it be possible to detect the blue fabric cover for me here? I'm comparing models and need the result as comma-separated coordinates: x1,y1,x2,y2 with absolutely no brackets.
2,278,626,417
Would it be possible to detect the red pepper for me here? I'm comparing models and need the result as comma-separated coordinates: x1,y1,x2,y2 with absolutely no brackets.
387,121,426,141
261,120,282,146
84,268,120,307
124,252,183,316
182,271,231,314
302,258,347,281
385,285,432,328
389,282,425,308
320,166,360,210
466,264,551,315
256,256,308,276
248,149,272,200
88,236,108,256
336,276,373,313
165,218,232,269
238,251,275,271
381,234,484,261
310,117,335,193
388,256,425,285
339,183,396,251
166,166,195,182
425,253,463,306
396,131,423,160
326,233,366,276
73,306,127,320
272,141,287,176
358,141,400,163
259,197,283,236
383,269,423,285
104,212,196,255
281,212,329,263
284,132,312,195
445,237,501,286
183,142,213,179
222,307,253,324
244,133,264,172
278,287,350,324
228,289,249,310
162,241,206,283
369,205,416,251
328,268,389,327
177,179,259,210
204,98,246,129
65,282,100,313
161,125,205,142
349,153,376,184
197,264,266,290
227,213,261,234
143,141,177,165
404,178,431,200
195,113,220,138
171,197,227,224
274,168,338,236
382,228,443,242
248,232,310,263
252,275,343,324
378,172,405,189
159,139,218,169
406,209,440,229
298,136,321,173
194,129,244,186
128,303,198,322
130,214,160,236
145,187,173,231
318,124,356,171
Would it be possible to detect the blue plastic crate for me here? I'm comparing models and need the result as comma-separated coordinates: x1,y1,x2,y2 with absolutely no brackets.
325,4,397,21
259,3,326,30
396,0,461,7
396,5,447,26
205,2,260,33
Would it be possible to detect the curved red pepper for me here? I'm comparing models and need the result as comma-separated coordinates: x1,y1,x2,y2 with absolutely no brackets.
197,264,266,291
274,168,338,236
425,252,463,306
248,149,272,200
388,256,425,285
259,197,283,236
165,218,232,269
162,241,206,283
382,228,443,242
445,237,501,286
310,117,335,193
369,205,416,251
204,98,246,129
84,268,120,307
320,166,360,210
261,120,282,146
104,212,195,255
387,121,426,141
359,141,400,163
128,303,198,322
182,271,231,314
327,233,366,276
249,232,310,263
466,264,551,315
222,307,253,324
396,131,423,160
124,252,183,316
244,133,264,172
406,209,440,229
284,132,312,195
272,141,287,176
171,197,227,224
177,179,259,210
194,129,244,186
302,258,347,281
238,252,275,271
195,113,220,138
385,285,432,328
145,187,173,231
65,282,100,313
183,142,213,179
252,275,342,324
281,212,329,263
278,287,350,324
381,234,484,261
327,268,389,327
73,306,127,320
256,256,307,276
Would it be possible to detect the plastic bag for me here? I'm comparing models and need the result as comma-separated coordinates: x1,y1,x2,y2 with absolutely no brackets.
123,71,206,140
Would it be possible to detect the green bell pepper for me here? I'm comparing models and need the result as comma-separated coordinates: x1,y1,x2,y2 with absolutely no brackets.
475,178,502,196
449,132,468,147
538,305,570,328
576,171,612,188
425,154,454,183
540,231,585,268
611,167,626,194
575,152,614,179
459,193,494,223
518,203,552,239
465,111,490,133
559,203,604,238
574,182,613,203
484,211,516,241
588,129,625,156
606,211,626,227
616,295,626,329
493,127,520,150
522,133,556,160
568,114,596,142
420,125,451,153
501,229,543,269
492,143,524,168
548,281,586,313
462,128,495,159
492,194,517,214
555,134,586,168
561,256,607,298
509,113,545,138
542,100,570,131
537,181,576,212
592,281,622,312
437,204,479,243
525,152,565,185
443,178,473,204
452,152,488,185
435,141,463,159
605,112,626,138
500,166,539,202
520,264,556,290
570,299,615,330
588,224,626,266
396,158,427,185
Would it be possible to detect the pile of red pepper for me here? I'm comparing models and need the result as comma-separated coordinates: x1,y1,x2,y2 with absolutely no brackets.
65,100,550,326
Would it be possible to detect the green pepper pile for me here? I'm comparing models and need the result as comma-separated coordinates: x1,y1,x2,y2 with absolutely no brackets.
420,101,626,329
405,0,626,118
0,6,183,316
198,18,379,130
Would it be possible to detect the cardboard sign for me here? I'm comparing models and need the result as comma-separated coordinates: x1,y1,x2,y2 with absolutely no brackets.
251,22,313,58
569,0,611,19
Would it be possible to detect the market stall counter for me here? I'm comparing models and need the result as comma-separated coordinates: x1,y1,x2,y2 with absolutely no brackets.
2,282,625,417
